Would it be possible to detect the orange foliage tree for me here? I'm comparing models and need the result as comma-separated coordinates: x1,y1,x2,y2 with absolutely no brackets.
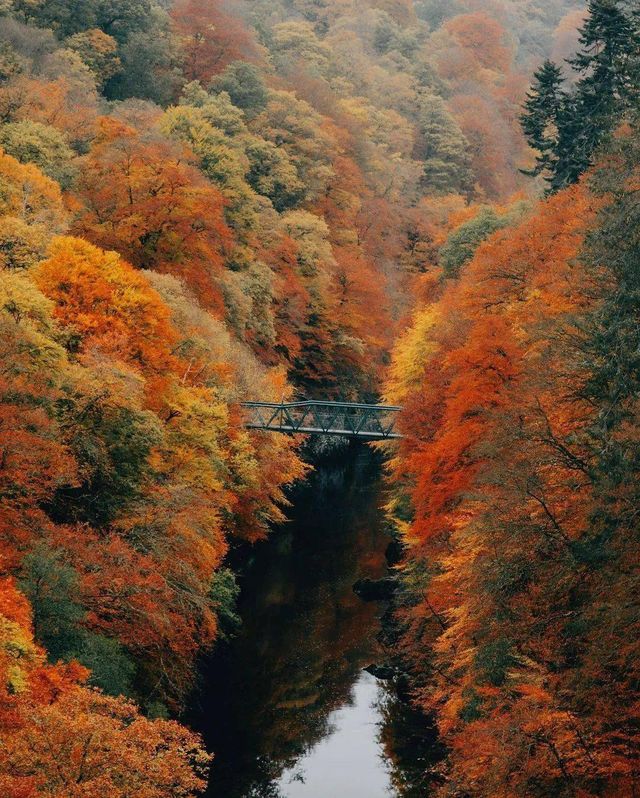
0,578,210,797
72,115,233,312
171,0,261,84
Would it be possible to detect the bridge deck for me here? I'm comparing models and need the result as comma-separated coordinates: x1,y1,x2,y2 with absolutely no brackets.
242,400,402,440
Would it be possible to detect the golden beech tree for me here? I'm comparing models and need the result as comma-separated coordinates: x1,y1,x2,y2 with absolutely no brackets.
0,149,66,231
34,236,180,386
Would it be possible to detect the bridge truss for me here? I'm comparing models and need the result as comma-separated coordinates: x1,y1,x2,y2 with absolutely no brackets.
242,400,402,440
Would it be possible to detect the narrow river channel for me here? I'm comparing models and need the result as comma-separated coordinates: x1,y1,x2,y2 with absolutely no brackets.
190,445,439,797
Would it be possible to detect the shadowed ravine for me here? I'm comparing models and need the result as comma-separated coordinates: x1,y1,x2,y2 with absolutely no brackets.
188,446,438,797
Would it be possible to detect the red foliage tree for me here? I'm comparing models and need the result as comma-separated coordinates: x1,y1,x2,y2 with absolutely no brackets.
171,0,260,84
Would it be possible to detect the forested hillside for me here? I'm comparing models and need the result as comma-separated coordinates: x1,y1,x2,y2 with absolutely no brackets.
387,2,640,795
3,0,639,795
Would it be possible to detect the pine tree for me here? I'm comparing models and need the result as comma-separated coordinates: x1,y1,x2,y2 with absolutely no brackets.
550,92,595,192
559,0,639,188
570,0,637,108
521,0,640,192
520,60,566,179
626,2,640,108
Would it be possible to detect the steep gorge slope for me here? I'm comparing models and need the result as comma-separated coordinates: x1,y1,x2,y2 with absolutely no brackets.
0,0,592,794
385,2,640,794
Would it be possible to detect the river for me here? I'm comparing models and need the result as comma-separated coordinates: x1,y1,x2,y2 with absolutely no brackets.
189,445,440,797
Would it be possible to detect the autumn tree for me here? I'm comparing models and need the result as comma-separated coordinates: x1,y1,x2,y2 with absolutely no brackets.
171,0,260,85
65,28,122,87
0,119,75,187
0,577,210,797
72,115,232,311
0,148,66,229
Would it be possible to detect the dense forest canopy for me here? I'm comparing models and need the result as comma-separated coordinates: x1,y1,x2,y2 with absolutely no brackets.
385,3,640,796
1,0,639,795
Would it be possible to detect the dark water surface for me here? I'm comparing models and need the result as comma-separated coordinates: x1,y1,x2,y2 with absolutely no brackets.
190,446,438,797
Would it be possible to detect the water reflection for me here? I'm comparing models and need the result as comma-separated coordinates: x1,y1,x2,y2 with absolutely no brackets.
276,672,392,797
190,447,438,797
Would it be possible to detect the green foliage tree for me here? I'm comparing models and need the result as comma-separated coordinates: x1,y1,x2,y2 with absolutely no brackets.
0,39,23,82
414,0,455,28
93,0,153,43
244,135,305,212
161,106,236,185
180,85,247,135
270,20,332,75
416,93,473,196
209,61,268,115
439,207,509,277
209,567,241,641
561,0,639,187
51,402,162,528
0,119,76,187
79,632,136,696
13,0,153,40
19,545,85,661
252,90,334,201
104,6,181,104
582,132,640,457
12,0,96,37
18,544,136,696
570,0,638,112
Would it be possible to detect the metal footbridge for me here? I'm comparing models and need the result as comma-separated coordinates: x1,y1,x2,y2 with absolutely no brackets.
242,400,402,440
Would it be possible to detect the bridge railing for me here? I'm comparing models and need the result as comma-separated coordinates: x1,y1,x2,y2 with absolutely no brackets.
242,400,402,440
